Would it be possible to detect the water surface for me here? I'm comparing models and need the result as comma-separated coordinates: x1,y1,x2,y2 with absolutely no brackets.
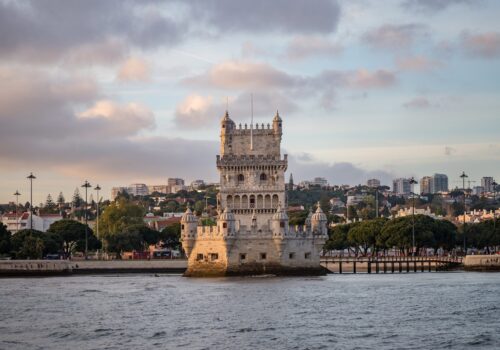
1,272,499,349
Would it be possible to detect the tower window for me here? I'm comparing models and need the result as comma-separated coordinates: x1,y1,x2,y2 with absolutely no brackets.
238,174,245,182
305,252,311,259
289,252,295,259
181,224,185,230
260,253,267,260
223,222,227,228
260,173,267,181
210,253,219,261
196,254,204,261
280,222,285,228
240,253,246,261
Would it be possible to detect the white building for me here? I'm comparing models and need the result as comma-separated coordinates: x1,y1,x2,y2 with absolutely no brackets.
128,183,149,196
0,212,63,234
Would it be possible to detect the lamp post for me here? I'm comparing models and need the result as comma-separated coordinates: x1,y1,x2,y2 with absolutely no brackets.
14,190,21,233
493,180,498,239
460,171,468,255
409,177,418,256
94,184,101,241
81,180,92,259
27,173,36,230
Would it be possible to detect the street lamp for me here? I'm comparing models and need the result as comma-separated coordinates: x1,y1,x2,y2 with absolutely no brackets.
493,180,498,238
13,190,21,233
27,173,36,230
94,184,101,241
409,177,418,256
81,180,92,259
460,171,468,255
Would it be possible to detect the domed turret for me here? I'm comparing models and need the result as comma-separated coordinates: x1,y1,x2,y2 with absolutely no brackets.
181,205,197,223
271,202,288,237
180,205,198,257
272,110,282,138
218,207,236,237
220,110,235,133
311,202,328,236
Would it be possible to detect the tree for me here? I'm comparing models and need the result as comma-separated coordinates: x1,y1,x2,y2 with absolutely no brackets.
11,229,49,259
289,210,308,225
121,224,160,247
194,200,205,216
98,198,145,252
42,194,57,214
72,188,83,208
57,192,65,207
348,218,387,256
98,198,145,238
47,219,100,256
0,224,11,255
161,223,181,249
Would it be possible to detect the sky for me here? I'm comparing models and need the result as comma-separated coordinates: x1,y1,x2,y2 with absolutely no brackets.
0,0,499,205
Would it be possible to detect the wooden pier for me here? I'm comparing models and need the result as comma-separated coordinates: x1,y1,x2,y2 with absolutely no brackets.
321,256,463,274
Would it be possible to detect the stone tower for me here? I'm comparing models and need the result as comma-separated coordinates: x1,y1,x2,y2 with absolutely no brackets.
181,110,327,277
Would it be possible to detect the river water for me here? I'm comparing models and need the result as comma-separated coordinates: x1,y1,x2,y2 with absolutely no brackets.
1,272,499,350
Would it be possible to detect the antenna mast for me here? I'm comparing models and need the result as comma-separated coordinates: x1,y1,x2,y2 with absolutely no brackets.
250,93,254,150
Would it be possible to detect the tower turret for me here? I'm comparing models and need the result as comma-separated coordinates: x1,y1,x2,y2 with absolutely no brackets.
220,110,235,155
180,205,198,257
311,202,328,236
273,110,282,139
218,207,236,237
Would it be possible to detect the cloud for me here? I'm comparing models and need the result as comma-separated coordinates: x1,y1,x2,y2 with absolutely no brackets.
0,68,217,181
78,100,156,136
285,36,342,60
117,57,151,82
287,153,395,186
396,55,443,71
403,97,432,109
460,31,500,59
184,61,396,96
0,0,185,64
401,0,473,12
174,92,299,128
183,61,297,90
361,24,427,51
189,0,341,34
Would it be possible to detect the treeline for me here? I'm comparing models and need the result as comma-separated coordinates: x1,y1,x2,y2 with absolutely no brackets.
325,215,500,256
0,198,182,259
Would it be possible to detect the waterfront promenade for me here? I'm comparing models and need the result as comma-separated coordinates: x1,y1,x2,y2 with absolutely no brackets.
0,259,188,277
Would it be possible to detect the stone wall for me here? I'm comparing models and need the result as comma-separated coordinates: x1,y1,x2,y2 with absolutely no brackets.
464,255,500,271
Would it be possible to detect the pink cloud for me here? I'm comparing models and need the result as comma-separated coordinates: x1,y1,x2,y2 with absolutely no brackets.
396,55,443,71
461,31,500,58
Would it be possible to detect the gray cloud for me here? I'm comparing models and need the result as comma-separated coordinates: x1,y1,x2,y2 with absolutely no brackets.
174,92,299,129
287,154,395,186
361,24,427,51
182,61,397,110
190,0,341,34
444,146,457,156
0,68,218,181
0,0,185,64
401,0,474,12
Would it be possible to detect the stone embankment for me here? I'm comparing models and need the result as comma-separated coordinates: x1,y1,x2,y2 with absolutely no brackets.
464,255,500,271
0,260,187,277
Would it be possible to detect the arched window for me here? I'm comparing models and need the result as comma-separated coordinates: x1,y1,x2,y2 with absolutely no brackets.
260,173,267,181
238,174,245,182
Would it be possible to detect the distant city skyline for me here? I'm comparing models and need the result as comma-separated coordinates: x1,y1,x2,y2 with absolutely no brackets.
1,0,499,203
